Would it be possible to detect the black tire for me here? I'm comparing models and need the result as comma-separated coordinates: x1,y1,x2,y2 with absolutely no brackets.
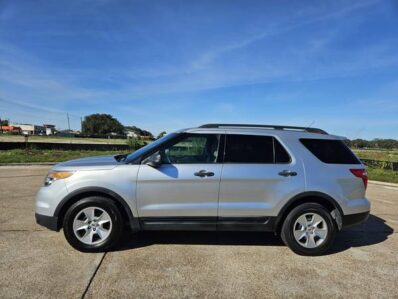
281,203,336,256
63,197,123,252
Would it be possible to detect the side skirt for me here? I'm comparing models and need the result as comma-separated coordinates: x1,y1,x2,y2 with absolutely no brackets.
218,217,276,232
139,217,277,232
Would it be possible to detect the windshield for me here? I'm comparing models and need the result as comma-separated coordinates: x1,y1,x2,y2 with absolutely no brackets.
125,133,178,163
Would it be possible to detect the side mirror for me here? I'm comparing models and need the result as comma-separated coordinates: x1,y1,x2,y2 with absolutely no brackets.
144,152,162,168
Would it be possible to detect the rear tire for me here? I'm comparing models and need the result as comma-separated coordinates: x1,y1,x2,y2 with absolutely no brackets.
281,203,336,256
63,197,123,252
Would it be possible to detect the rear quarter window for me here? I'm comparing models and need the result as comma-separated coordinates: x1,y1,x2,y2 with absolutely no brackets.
300,138,360,164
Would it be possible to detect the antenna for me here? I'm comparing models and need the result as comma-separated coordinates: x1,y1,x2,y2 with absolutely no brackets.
307,120,315,128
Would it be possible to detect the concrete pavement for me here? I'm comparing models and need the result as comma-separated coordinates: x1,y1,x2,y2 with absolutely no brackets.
0,166,397,298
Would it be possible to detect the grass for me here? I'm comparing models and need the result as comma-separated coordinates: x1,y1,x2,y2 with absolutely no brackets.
366,167,398,184
353,149,398,162
0,149,127,164
352,150,398,183
0,134,127,144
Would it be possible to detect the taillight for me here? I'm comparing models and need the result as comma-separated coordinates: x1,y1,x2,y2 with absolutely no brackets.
350,169,368,189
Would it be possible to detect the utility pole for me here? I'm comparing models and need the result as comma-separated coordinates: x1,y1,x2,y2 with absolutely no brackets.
0,116,2,134
80,116,83,133
67,113,71,132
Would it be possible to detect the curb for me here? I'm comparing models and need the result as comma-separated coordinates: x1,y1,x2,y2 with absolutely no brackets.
368,180,398,188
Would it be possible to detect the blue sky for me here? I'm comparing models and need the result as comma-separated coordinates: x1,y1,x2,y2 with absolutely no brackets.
0,0,397,138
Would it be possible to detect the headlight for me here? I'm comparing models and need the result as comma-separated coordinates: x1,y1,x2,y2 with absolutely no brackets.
44,171,74,186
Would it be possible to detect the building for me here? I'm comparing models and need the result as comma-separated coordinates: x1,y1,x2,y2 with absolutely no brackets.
11,124,45,135
43,124,56,135
1,125,21,134
125,130,139,138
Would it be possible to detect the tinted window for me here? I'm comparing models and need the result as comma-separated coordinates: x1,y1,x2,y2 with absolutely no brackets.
224,135,290,163
300,139,360,164
162,134,220,164
274,139,291,163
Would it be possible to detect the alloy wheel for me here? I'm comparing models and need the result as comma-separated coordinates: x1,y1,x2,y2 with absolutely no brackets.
293,212,328,248
72,207,113,245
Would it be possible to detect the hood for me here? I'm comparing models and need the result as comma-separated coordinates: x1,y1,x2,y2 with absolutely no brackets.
52,155,122,171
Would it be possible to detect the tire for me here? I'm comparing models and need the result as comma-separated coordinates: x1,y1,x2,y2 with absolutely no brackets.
281,203,336,256
63,197,123,252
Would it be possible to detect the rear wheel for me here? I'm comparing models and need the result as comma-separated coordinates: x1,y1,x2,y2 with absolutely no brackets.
63,197,123,252
281,203,336,256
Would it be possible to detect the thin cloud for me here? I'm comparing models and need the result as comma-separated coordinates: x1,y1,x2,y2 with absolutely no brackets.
190,0,380,70
0,0,396,138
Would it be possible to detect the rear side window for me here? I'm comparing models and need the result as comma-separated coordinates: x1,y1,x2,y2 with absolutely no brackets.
274,138,291,163
300,139,360,164
224,134,290,163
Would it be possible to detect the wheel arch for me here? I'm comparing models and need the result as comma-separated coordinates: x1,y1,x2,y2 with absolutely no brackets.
275,191,343,234
54,187,140,232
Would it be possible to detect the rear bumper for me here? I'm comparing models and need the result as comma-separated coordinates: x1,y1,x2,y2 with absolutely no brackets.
342,211,369,228
35,213,59,231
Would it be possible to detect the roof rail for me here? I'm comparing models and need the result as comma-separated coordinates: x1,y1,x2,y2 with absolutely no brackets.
199,123,328,134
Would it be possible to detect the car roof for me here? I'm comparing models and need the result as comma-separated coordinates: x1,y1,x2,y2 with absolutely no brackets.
181,124,345,140
198,123,328,134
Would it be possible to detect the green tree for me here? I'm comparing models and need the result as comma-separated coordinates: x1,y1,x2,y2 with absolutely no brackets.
126,135,145,150
348,138,398,150
124,125,154,139
157,131,167,139
82,114,124,135
1,119,9,126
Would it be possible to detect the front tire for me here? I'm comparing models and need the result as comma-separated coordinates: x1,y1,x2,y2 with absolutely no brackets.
63,197,123,252
281,203,336,256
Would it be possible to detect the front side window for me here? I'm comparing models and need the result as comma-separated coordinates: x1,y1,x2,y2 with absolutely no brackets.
224,134,291,163
162,134,220,164
126,132,177,163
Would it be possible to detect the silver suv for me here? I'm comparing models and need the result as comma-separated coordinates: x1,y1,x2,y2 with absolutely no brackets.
35,124,370,255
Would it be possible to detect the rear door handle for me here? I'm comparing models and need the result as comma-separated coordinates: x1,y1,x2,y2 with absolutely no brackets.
278,170,297,177
194,170,215,177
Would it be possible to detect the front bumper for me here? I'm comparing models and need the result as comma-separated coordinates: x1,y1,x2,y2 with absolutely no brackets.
35,213,59,231
342,211,370,228
35,179,69,231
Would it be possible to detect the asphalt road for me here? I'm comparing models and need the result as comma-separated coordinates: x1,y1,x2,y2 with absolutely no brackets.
0,166,397,298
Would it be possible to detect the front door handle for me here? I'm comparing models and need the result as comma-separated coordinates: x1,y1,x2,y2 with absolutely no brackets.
278,170,297,177
194,170,215,177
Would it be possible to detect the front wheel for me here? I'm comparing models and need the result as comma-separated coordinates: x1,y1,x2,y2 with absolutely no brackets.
281,203,336,256
63,197,123,252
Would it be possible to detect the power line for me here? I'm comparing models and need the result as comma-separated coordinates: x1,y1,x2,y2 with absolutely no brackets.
67,113,71,131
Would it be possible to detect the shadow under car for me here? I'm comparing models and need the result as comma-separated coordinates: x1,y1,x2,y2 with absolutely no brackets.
111,214,393,255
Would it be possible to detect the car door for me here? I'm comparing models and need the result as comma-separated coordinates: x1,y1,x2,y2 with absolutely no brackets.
218,133,304,221
136,133,222,228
